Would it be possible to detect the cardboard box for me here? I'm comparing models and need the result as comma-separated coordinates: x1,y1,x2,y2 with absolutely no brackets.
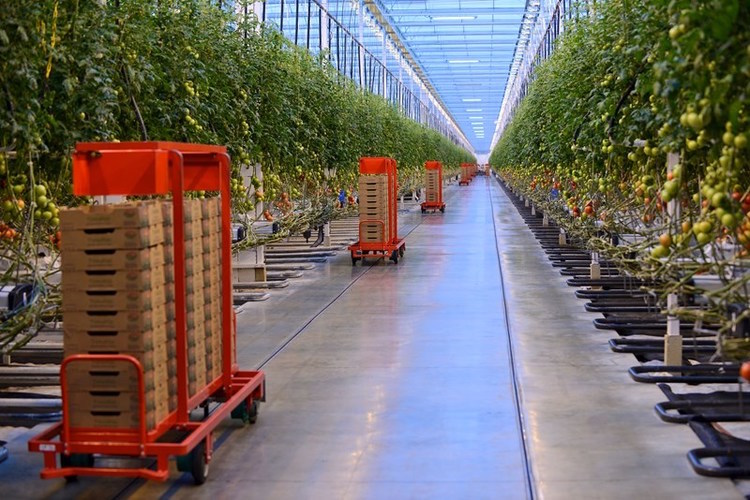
65,360,168,392
203,268,221,288
63,325,168,353
165,319,177,340
68,406,165,430
202,250,220,269
201,217,220,236
61,226,164,251
185,255,205,276
69,388,167,412
158,200,174,225
183,238,203,260
60,202,163,231
161,244,174,266
64,305,167,332
62,286,167,312
188,360,207,381
202,198,220,219
62,266,167,292
62,348,163,372
360,222,389,243
61,246,166,272
164,284,176,304
185,292,205,314
184,218,202,240
183,199,203,222
167,358,177,381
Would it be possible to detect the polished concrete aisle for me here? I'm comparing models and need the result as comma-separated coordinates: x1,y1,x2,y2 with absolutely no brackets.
489,179,741,499
130,178,530,499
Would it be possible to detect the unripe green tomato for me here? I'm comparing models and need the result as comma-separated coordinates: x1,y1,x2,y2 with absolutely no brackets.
722,213,737,229
651,245,669,258
696,232,711,245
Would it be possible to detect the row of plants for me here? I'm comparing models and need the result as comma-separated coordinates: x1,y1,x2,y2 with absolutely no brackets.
490,0,749,356
0,0,474,350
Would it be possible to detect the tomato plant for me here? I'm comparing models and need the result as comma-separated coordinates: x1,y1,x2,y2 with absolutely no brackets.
491,0,749,358
0,0,473,350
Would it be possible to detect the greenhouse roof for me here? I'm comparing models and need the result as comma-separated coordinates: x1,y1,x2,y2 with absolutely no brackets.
374,0,528,154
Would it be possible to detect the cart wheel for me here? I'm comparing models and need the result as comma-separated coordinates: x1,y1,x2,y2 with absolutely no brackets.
421,208,426,213
390,251,399,264
351,256,359,266
61,453,94,482
399,246,405,257
247,400,260,425
439,206,445,213
231,399,260,425
177,441,209,485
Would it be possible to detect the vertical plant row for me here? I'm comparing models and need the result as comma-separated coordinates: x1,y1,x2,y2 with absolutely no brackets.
490,0,749,348
0,0,474,350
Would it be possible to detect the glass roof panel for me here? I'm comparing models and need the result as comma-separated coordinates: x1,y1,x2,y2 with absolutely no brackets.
374,0,527,154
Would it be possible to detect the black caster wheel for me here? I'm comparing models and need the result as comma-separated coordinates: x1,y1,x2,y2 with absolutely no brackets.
61,453,94,483
351,256,359,266
439,206,445,213
177,441,209,485
421,208,426,213
398,246,405,257
390,250,399,264
231,399,259,425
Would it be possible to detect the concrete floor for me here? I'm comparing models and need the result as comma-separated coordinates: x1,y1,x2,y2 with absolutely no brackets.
0,177,742,499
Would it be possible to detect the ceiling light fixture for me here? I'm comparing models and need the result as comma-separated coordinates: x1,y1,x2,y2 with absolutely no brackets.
466,109,483,112
448,59,479,64
462,98,482,102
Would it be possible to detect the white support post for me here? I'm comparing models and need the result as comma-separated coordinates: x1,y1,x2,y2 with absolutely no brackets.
590,251,601,289
664,152,683,365
543,213,549,226
320,0,329,52
251,1,264,23
234,162,266,283
559,228,566,246
358,0,365,86
531,204,536,216
323,221,331,247
381,34,387,98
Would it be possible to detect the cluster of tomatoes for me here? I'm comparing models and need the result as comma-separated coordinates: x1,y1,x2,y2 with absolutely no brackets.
0,222,19,240
49,230,62,250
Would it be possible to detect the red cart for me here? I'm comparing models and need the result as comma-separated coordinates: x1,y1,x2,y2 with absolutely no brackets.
459,162,475,186
420,160,446,213
349,157,406,265
28,142,265,484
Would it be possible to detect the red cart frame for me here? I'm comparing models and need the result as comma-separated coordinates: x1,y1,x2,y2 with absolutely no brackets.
349,157,406,265
421,160,445,213
459,162,475,186
28,142,265,483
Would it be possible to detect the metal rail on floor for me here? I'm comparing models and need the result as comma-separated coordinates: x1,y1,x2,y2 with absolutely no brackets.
487,176,536,500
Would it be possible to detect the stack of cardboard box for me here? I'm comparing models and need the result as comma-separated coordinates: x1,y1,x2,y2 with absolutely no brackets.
425,169,440,203
183,199,207,397
200,198,223,383
358,175,390,243
61,201,174,430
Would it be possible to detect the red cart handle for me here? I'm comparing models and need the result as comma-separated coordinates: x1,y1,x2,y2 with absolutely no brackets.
60,354,147,452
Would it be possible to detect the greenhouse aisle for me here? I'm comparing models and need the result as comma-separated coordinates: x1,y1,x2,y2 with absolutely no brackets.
128,178,531,499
